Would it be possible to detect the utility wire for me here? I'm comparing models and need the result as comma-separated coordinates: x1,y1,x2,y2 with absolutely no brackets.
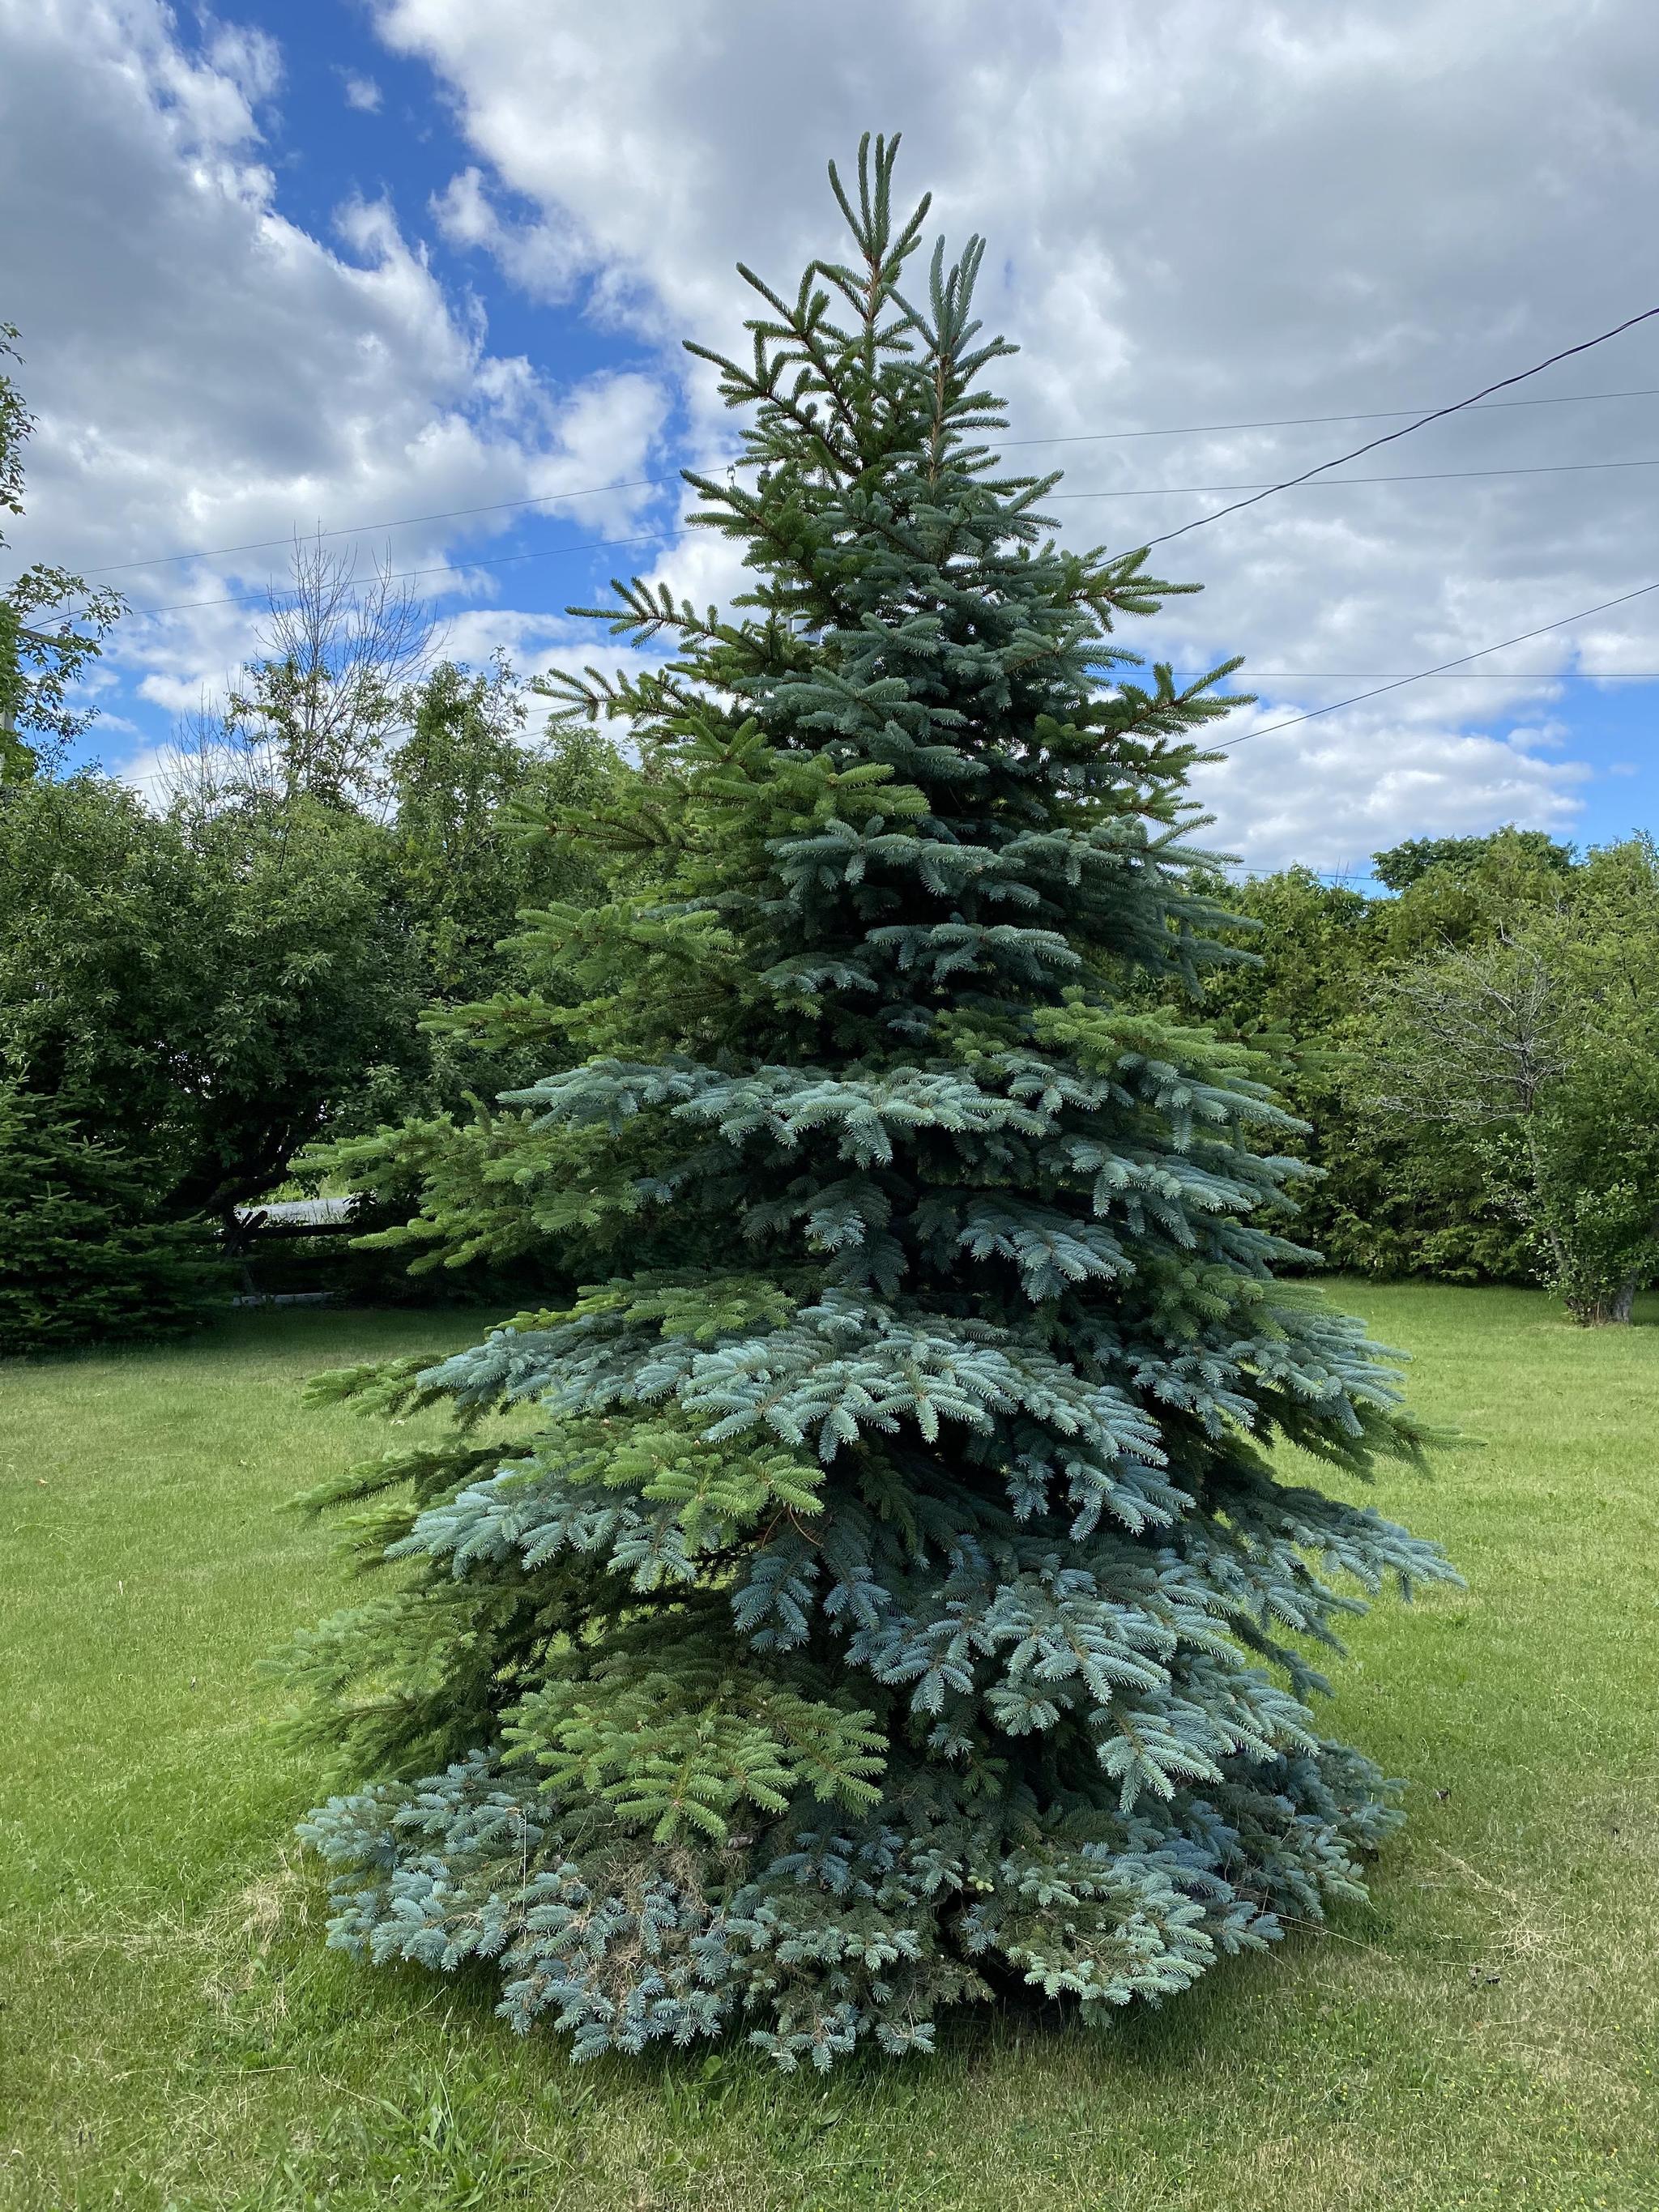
1053,454,1659,502
126,450,1659,621
1139,304,1659,549
71,378,1659,582
135,526,689,619
1231,669,1659,680
130,556,1659,768
1256,671,1659,679
77,477,667,578
1213,577,1659,751
92,304,1659,757
1008,384,1659,449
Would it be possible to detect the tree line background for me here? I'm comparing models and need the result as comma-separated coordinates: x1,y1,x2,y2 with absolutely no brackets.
6,330,1659,1349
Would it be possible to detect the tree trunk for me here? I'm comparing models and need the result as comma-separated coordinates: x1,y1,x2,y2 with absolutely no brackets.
1522,1121,1572,1287
1571,1274,1639,1325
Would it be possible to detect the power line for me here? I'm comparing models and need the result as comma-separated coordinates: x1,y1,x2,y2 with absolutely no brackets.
72,377,1659,583
1139,303,1659,550
125,451,1659,623
96,303,1659,750
1213,577,1659,752
1006,385,1659,450
1053,454,1659,502
134,526,690,619
1229,669,1659,680
1230,672,1659,682
78,476,668,578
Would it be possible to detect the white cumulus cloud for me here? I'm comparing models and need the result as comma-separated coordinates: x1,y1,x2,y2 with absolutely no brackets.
368,0,1659,867
0,0,668,744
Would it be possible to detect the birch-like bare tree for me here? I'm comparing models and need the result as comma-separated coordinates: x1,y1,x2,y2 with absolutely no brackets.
170,534,439,812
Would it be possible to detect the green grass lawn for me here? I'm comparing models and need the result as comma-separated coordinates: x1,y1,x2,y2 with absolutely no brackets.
2,1286,1657,2211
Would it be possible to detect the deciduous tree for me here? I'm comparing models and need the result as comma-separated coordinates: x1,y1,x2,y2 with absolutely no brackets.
0,326,123,779
1367,837,1659,1322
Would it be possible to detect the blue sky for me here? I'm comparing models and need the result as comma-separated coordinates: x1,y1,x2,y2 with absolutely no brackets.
6,0,1659,874
223,0,646,388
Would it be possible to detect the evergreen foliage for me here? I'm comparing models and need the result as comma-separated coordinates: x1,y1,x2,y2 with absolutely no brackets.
288,139,1457,2068
0,1082,220,1352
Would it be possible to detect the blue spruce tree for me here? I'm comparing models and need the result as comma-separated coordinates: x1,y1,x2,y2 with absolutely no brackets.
289,138,1456,2069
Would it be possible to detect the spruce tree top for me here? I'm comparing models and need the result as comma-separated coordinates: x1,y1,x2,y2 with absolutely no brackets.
293,137,1456,2072
539,135,1245,1068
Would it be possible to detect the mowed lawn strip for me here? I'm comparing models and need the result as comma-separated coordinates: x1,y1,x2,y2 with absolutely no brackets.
1,1287,1655,2212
